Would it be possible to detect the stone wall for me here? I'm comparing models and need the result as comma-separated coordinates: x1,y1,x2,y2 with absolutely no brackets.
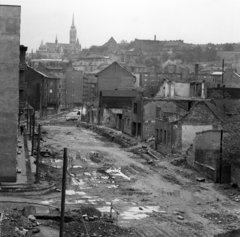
0,5,21,182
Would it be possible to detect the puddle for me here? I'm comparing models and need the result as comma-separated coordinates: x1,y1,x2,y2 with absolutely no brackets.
66,190,86,195
97,205,161,220
41,200,54,205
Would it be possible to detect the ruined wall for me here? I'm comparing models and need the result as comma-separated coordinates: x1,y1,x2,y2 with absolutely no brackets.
231,164,240,187
193,130,230,183
102,108,116,128
0,5,21,182
182,125,213,152
174,83,190,97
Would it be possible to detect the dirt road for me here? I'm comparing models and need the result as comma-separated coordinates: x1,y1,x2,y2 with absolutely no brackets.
37,122,240,237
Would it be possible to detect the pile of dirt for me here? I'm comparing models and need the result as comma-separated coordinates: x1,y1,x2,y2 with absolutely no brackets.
62,219,136,237
72,206,101,218
79,122,138,148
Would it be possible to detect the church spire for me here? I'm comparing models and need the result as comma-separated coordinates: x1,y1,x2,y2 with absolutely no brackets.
72,14,75,27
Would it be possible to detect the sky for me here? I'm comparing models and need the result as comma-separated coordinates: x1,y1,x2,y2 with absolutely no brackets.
0,0,240,52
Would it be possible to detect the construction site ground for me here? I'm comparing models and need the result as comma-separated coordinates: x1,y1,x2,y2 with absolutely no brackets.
1,114,240,237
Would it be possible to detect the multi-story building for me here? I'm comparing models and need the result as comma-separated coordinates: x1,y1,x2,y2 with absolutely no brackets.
26,66,60,116
65,67,83,108
0,5,21,182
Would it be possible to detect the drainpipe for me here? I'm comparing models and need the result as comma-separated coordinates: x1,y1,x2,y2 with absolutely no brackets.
141,98,144,141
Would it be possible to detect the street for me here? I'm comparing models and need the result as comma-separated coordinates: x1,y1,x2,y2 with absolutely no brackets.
32,116,240,237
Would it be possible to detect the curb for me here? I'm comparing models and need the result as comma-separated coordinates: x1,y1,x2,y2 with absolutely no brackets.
0,183,56,193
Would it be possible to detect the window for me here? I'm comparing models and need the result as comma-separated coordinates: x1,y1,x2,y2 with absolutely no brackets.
133,103,137,114
49,89,53,93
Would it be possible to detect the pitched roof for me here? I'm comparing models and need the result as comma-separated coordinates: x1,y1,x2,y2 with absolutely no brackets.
100,90,137,98
172,100,225,124
95,61,136,78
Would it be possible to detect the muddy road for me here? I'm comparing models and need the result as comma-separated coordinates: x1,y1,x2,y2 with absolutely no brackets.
36,122,240,237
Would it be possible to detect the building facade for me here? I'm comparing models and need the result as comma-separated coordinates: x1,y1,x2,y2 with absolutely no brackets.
0,5,21,182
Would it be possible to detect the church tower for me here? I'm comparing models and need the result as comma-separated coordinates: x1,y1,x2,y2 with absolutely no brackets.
70,14,77,45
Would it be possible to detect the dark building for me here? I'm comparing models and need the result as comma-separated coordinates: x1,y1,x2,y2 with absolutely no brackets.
19,45,28,111
65,67,83,108
26,66,60,116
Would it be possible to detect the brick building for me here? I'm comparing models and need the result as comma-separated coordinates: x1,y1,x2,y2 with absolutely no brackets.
99,90,137,129
65,67,83,108
95,62,136,91
26,66,60,116
155,100,224,155
0,5,21,182
86,62,136,124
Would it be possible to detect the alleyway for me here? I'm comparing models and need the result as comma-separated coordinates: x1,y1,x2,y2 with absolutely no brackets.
29,117,240,237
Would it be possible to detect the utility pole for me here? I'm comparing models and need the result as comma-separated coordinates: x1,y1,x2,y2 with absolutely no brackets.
35,124,41,183
222,59,224,84
31,112,35,156
219,129,223,184
27,98,29,130
29,110,32,141
60,148,68,237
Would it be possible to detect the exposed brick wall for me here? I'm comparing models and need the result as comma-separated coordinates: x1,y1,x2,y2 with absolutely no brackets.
0,5,21,182
144,100,188,141
231,164,240,187
182,103,221,127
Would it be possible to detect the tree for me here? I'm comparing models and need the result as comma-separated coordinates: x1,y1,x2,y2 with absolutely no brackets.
223,43,234,51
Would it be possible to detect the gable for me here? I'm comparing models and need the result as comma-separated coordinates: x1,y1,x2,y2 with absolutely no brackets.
96,62,135,78
181,102,221,125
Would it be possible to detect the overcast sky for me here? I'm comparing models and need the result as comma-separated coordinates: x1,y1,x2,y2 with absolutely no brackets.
0,0,240,52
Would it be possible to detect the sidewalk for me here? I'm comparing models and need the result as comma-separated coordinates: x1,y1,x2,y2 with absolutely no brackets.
16,134,27,184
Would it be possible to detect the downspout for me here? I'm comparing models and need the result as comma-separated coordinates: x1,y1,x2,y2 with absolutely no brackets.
40,76,44,118
141,97,144,141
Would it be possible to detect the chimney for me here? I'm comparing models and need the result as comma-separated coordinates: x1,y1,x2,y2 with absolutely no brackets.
154,35,156,41
195,64,199,77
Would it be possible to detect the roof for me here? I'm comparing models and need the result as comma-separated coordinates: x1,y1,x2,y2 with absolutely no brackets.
27,65,58,79
204,101,225,122
211,72,223,76
95,62,136,78
174,100,225,123
101,90,137,98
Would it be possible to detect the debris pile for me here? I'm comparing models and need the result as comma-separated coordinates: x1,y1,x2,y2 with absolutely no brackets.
79,122,138,147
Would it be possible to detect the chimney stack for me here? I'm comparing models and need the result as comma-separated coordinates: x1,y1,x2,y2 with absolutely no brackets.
195,64,199,76
154,35,156,41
